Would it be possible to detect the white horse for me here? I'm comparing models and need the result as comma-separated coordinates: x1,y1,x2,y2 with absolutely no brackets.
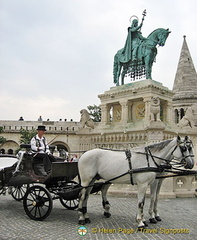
77,136,194,228
148,136,194,223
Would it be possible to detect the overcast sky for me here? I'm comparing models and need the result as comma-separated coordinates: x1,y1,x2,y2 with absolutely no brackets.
0,0,197,121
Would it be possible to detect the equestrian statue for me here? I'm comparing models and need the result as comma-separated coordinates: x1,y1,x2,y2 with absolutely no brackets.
113,10,171,85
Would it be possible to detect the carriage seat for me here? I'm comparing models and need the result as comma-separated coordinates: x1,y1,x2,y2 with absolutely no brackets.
32,159,46,176
0,155,18,184
20,144,55,151
19,146,46,176
20,144,63,176
0,155,18,171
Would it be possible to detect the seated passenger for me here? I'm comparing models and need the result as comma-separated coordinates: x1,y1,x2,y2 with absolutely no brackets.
30,125,55,175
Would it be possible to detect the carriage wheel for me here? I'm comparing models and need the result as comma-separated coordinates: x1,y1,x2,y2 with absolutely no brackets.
59,181,79,210
11,184,29,201
0,186,7,195
59,197,79,210
23,185,53,221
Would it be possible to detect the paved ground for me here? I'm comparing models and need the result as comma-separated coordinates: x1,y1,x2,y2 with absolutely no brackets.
0,191,196,240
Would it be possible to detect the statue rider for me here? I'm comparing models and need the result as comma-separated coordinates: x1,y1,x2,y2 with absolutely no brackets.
121,13,146,63
129,18,145,60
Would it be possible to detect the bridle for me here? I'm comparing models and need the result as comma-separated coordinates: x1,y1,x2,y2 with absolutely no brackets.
145,139,194,170
96,138,195,187
170,140,194,169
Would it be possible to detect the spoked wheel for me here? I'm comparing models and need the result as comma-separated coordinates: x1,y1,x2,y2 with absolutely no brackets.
59,197,79,210
59,181,80,210
23,185,53,221
0,186,7,195
11,184,29,201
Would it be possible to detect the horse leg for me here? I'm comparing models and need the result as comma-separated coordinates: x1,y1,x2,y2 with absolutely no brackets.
113,55,122,86
149,180,158,223
136,183,148,228
121,67,126,85
78,179,95,224
145,63,151,79
78,188,88,224
149,179,163,223
144,55,152,79
121,72,124,85
153,179,163,221
101,183,111,218
117,64,122,86
147,64,152,79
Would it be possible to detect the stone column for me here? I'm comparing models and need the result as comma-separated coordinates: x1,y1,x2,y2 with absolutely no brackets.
166,102,173,123
100,104,110,124
120,100,129,123
143,97,151,125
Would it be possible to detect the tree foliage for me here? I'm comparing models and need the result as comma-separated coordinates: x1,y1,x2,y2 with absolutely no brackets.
19,128,37,144
0,127,3,133
87,104,101,122
0,127,6,145
0,136,6,145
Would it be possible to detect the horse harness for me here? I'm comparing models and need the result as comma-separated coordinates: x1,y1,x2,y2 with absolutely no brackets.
98,144,181,186
125,148,168,185
82,142,196,191
125,140,194,185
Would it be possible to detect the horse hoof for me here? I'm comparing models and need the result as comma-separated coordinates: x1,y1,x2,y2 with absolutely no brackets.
143,221,148,227
138,225,146,231
149,218,157,224
155,216,162,221
85,218,91,223
104,212,111,218
78,219,86,225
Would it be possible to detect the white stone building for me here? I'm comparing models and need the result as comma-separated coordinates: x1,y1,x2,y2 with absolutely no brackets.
0,36,197,197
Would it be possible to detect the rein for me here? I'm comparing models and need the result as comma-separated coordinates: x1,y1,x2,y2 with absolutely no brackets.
125,148,171,185
136,142,194,169
81,143,196,191
123,141,194,185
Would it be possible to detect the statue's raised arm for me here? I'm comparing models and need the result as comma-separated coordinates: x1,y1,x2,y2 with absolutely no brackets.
113,10,171,86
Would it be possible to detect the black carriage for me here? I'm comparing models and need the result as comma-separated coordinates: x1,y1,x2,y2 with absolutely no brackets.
0,145,81,220
0,154,21,198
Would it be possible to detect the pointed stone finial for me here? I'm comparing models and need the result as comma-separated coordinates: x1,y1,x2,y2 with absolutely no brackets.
173,36,197,101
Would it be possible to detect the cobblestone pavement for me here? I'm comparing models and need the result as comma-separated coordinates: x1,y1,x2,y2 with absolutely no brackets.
0,191,196,240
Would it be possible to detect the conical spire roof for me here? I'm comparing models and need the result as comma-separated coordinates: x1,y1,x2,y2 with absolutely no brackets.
173,36,197,101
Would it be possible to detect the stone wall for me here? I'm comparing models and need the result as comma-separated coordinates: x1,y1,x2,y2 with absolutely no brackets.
0,79,197,197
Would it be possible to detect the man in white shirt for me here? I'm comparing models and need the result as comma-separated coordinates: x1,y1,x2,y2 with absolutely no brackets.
31,125,52,175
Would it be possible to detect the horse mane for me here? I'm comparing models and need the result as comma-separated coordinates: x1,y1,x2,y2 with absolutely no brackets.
132,139,173,154
147,28,165,38
147,139,172,152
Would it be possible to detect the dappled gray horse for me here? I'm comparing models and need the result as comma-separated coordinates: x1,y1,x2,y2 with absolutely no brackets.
148,136,194,223
77,136,194,228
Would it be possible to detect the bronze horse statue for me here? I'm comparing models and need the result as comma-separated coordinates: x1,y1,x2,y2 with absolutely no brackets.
113,28,171,85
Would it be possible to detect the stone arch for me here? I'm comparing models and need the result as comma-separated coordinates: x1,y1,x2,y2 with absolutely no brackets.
180,108,185,119
0,140,19,154
51,141,70,154
0,149,5,154
8,149,14,154
51,141,70,151
175,109,179,124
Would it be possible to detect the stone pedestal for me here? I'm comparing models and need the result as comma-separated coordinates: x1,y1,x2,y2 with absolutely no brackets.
95,79,196,197
98,79,174,132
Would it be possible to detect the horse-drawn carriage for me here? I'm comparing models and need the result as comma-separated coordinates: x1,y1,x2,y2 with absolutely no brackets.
0,136,196,228
0,145,81,220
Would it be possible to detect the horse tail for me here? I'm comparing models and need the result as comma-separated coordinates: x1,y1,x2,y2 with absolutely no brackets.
113,53,119,84
78,149,99,186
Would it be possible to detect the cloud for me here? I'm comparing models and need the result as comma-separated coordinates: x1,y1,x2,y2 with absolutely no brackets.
0,0,197,121
0,93,71,121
